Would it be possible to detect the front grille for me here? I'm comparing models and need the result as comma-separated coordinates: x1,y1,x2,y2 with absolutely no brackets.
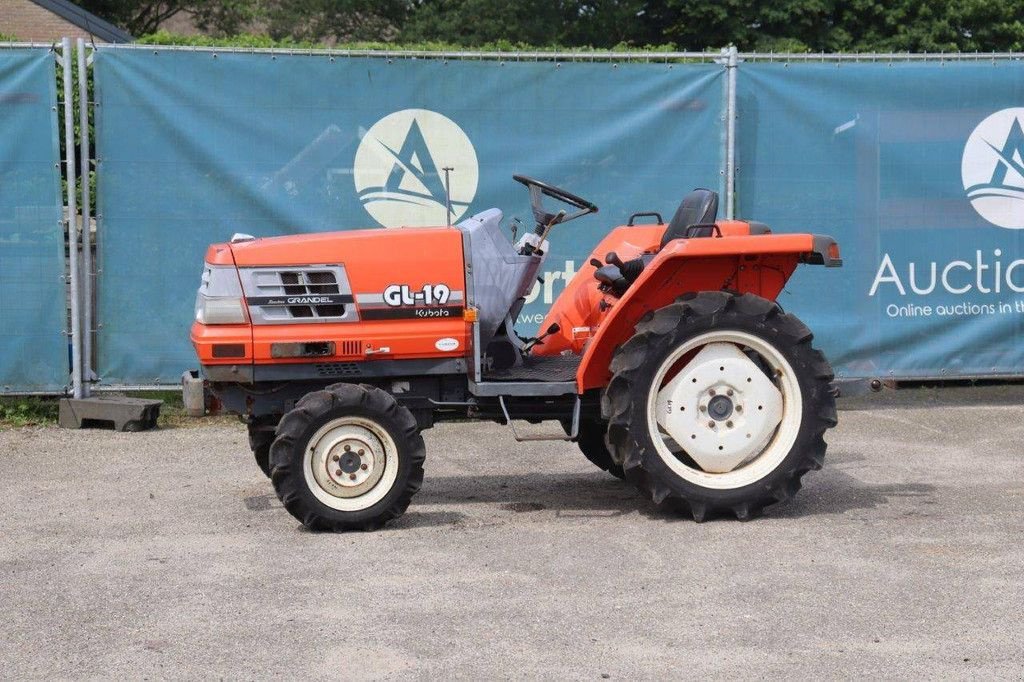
316,362,361,377
245,267,352,323
278,271,344,318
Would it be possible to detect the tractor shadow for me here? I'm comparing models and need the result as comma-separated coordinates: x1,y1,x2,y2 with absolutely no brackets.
413,472,648,521
411,466,936,525
762,469,936,521
243,461,937,529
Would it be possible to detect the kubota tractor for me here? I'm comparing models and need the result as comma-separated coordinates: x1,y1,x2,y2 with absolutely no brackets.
191,175,841,530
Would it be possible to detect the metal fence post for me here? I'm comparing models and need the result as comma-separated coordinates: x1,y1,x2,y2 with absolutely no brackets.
77,38,93,397
61,37,83,399
724,45,738,220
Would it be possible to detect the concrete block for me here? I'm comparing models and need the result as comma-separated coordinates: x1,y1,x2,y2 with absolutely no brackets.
58,396,162,432
181,370,205,417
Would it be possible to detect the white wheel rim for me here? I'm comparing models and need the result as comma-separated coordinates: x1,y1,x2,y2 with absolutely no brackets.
303,416,400,511
645,330,803,490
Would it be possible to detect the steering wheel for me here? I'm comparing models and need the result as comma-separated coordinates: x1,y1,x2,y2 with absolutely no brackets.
513,174,598,229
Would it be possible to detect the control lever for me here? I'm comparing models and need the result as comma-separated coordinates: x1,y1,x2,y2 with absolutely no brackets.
589,258,602,268
534,210,565,256
522,323,561,352
605,251,624,268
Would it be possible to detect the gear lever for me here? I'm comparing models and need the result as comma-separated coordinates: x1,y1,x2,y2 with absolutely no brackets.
523,323,561,352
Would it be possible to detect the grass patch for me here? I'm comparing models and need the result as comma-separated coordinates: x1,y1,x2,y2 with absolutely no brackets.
0,390,236,430
128,390,236,429
0,396,60,427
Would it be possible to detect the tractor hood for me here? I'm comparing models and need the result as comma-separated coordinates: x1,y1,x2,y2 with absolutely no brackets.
209,227,456,268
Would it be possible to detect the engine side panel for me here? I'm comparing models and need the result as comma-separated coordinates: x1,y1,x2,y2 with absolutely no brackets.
194,227,470,371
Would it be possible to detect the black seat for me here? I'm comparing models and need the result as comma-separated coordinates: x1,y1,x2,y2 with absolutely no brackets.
594,188,720,293
659,188,719,248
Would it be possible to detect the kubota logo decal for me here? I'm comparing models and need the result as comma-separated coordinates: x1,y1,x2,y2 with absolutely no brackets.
962,108,1024,229
353,109,479,228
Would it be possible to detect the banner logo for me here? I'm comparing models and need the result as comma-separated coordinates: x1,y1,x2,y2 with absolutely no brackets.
353,109,479,228
962,108,1024,229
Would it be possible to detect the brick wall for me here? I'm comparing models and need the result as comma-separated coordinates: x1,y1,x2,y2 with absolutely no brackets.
0,0,110,43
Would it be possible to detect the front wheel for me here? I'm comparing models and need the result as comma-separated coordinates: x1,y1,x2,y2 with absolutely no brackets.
602,292,836,521
270,383,425,531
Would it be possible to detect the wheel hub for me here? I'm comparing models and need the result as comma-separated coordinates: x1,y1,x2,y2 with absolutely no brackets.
707,394,734,421
338,450,362,474
310,424,387,498
654,342,784,474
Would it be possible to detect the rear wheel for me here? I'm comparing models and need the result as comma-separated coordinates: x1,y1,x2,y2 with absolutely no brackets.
603,292,836,521
270,383,425,531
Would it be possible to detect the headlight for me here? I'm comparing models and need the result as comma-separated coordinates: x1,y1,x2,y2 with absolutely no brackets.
195,264,247,325
195,295,247,324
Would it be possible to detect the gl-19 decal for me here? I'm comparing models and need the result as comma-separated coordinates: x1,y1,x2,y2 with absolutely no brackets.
383,283,451,307
357,284,464,320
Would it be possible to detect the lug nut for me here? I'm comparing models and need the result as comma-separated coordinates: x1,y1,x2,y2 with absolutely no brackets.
708,421,715,428
332,454,340,462
357,449,365,456
735,405,743,413
708,389,716,396
726,420,733,428
699,405,706,412
349,474,357,481
335,469,343,477
344,444,351,452
360,464,368,470
727,389,733,396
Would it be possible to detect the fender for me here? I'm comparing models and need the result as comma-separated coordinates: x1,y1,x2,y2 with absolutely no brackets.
574,232,841,392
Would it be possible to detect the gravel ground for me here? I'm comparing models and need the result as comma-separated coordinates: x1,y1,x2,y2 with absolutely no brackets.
1,386,1023,679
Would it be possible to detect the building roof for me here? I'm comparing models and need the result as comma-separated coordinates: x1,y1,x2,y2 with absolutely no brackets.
31,0,133,43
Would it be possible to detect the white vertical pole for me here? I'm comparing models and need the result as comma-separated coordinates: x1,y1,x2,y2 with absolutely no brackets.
61,37,83,399
77,38,92,397
725,45,738,220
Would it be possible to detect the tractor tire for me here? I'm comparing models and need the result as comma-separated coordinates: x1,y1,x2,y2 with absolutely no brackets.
269,383,425,531
247,417,277,478
602,291,836,522
564,419,625,479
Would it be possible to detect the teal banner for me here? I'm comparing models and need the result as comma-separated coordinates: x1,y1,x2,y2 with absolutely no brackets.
0,49,66,392
93,49,725,384
737,62,1024,379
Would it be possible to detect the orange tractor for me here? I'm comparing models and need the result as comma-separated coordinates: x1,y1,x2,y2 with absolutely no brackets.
192,176,841,530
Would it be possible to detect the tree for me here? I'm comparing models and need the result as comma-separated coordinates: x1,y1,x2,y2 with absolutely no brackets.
262,0,410,43
659,0,1024,52
73,0,1024,51
399,0,568,46
70,0,260,36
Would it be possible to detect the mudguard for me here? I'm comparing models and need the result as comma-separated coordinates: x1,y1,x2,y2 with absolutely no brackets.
567,230,840,392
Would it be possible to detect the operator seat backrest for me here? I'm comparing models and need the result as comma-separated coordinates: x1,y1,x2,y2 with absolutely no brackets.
659,188,719,249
